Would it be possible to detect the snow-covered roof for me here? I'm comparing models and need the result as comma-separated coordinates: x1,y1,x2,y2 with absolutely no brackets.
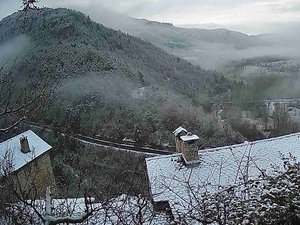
180,134,199,142
146,132,300,220
173,127,188,137
0,130,52,172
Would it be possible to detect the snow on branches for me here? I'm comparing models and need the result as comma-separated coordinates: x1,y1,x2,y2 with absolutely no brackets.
176,154,300,225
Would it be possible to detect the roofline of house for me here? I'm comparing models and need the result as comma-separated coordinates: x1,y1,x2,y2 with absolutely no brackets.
0,130,33,145
146,132,300,163
145,153,182,162
201,131,300,154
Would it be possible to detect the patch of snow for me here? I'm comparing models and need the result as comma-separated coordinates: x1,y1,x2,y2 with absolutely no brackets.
131,87,146,99
180,134,199,142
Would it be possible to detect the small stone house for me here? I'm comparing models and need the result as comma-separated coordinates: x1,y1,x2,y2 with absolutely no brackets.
173,127,200,165
0,130,55,198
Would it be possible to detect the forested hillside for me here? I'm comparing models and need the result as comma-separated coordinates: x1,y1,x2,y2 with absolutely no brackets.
0,8,243,147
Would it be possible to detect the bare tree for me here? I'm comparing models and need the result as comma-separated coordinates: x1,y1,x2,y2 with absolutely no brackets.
0,65,57,133
0,143,163,225
0,1,101,224
0,0,49,132
0,149,103,225
163,155,300,225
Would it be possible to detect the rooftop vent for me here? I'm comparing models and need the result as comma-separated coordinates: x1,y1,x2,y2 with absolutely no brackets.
20,136,30,154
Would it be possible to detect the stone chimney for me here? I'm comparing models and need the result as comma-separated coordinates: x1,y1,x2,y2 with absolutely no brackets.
20,136,30,154
173,126,188,152
179,132,200,165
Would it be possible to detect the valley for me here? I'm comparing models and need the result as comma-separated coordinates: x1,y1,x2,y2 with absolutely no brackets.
1,2,300,224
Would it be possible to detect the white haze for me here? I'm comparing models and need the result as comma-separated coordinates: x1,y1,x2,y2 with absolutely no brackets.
0,35,30,64
66,6,300,69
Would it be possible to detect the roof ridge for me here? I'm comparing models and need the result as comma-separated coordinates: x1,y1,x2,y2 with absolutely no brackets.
145,153,181,161
201,132,300,154
146,132,300,161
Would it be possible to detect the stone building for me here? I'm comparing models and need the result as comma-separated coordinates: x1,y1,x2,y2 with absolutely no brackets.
0,130,55,198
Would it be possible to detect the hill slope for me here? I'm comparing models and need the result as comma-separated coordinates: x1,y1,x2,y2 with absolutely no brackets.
0,8,232,96
0,8,242,147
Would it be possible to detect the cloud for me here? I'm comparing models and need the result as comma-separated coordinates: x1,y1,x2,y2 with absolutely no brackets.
1,0,300,34
143,0,300,33
0,35,30,63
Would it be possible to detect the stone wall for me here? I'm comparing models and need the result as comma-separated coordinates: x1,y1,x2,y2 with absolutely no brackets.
13,152,55,198
181,142,198,163
175,137,181,152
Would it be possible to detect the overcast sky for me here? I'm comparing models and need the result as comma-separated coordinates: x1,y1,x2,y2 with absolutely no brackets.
1,0,300,34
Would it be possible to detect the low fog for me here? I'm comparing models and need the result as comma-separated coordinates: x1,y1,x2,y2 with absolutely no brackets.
176,41,300,69
0,35,30,65
45,4,300,70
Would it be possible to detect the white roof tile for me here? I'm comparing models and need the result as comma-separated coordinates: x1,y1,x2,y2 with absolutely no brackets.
0,130,52,172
